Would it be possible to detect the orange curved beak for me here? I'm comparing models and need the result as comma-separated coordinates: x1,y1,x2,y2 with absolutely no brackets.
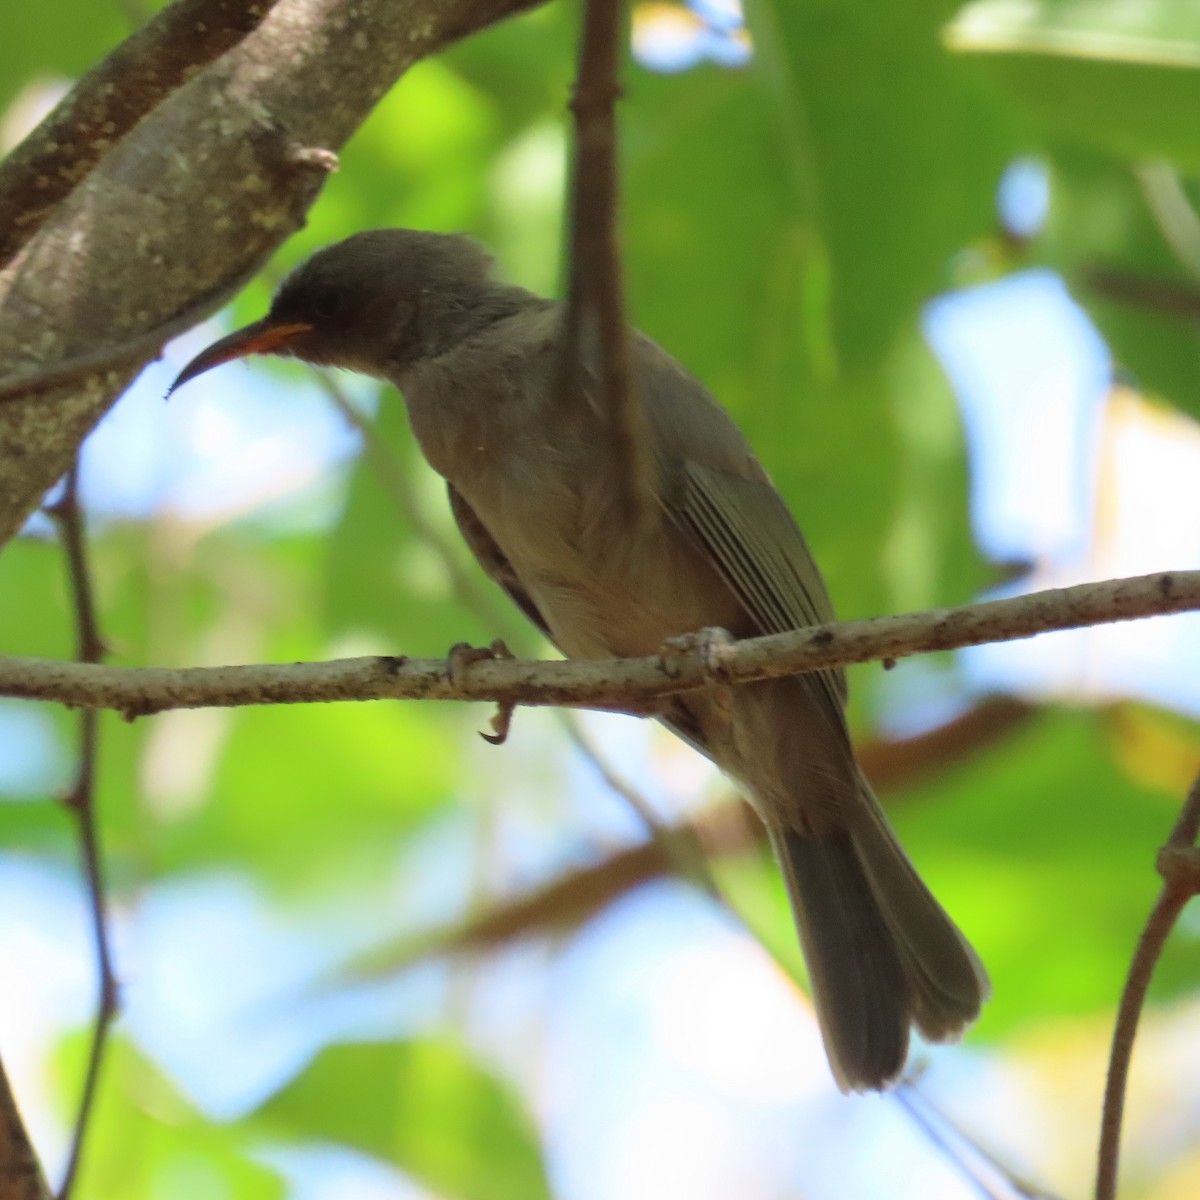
167,319,313,397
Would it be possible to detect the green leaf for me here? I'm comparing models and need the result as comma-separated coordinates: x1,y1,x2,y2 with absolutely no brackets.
153,696,461,890
56,1038,284,1200
623,66,901,615
881,333,990,613
623,22,1007,620
1039,144,1200,419
256,1039,552,1200
949,0,1200,167
0,0,128,114
0,534,75,658
754,0,1014,369
892,706,1200,1030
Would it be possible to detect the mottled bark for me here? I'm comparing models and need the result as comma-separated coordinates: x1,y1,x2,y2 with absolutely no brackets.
0,0,284,268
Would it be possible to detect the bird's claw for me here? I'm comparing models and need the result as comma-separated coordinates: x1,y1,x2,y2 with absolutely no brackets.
446,640,517,744
446,638,512,684
480,701,516,746
658,626,736,684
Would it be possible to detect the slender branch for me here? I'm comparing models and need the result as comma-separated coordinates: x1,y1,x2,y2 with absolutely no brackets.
45,467,115,1200
1083,267,1200,323
562,0,651,519
344,801,761,979
0,1058,51,1200
0,570,1195,716
1095,770,1200,1200
0,0,282,269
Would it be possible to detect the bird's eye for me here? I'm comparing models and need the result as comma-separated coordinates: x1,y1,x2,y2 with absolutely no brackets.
312,288,343,319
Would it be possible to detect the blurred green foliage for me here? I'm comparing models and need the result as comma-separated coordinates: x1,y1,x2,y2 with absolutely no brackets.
6,0,1200,1195
256,1040,553,1200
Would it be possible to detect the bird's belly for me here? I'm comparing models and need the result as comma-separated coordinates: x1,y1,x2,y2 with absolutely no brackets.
439,417,748,660
508,515,744,661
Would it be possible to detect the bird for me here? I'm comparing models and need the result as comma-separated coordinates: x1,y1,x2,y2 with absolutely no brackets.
170,228,987,1090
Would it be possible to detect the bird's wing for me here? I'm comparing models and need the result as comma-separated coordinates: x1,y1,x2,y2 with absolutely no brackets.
446,484,556,642
629,333,849,709
682,462,836,631
672,462,849,709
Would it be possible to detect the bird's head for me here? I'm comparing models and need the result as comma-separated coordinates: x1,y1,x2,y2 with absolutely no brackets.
168,229,496,394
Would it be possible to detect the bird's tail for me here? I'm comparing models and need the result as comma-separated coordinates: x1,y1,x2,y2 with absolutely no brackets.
769,776,987,1092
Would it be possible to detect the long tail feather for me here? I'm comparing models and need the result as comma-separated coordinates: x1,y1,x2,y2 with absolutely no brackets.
771,780,987,1091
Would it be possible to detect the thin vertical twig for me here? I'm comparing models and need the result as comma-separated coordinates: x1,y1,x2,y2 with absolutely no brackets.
45,465,116,1200
1095,770,1200,1200
561,0,651,520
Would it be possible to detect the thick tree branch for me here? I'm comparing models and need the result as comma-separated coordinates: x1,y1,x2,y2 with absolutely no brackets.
1095,769,1200,1200
0,1058,49,1200
0,0,283,269
0,570,1194,716
0,0,548,549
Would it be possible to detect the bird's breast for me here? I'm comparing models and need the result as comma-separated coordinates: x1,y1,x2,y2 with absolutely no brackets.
474,456,743,661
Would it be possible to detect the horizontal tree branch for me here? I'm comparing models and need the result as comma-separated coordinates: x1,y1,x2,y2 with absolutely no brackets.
0,570,1194,716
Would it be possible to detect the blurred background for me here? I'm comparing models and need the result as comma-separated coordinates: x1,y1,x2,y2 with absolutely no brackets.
5,0,1200,1196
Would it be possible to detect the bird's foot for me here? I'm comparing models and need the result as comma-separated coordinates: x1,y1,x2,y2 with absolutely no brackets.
657,626,736,685
446,639,517,745
446,637,515,684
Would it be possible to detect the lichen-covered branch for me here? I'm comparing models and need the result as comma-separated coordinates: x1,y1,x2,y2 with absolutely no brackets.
0,0,283,268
